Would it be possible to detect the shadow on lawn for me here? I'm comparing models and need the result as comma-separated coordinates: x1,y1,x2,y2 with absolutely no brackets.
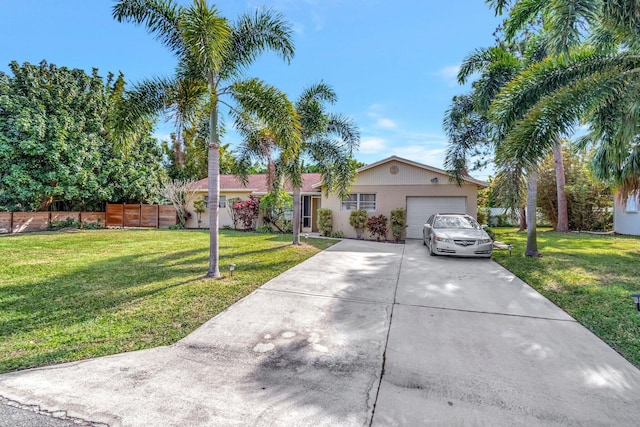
0,235,327,372
0,248,209,337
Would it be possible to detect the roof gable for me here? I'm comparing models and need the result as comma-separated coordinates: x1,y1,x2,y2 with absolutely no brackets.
354,156,488,188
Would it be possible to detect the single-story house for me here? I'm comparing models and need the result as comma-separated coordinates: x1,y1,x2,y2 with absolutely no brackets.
186,155,488,239
614,192,640,236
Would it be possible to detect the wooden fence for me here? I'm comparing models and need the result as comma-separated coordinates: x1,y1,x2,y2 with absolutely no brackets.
105,204,177,228
0,211,106,234
0,204,176,234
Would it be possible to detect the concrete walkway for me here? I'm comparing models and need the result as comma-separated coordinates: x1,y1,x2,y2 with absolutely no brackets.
1,239,639,426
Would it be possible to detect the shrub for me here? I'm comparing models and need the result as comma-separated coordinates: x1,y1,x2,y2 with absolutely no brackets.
390,208,406,242
83,220,104,230
349,209,367,239
329,230,344,238
193,196,206,228
48,217,80,231
256,225,273,233
317,208,333,237
259,190,292,233
227,197,240,229
476,209,487,225
234,196,260,230
280,219,293,233
367,214,388,241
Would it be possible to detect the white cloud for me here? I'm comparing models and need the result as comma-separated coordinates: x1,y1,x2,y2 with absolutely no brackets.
376,118,396,129
393,145,448,167
359,136,386,154
437,64,461,87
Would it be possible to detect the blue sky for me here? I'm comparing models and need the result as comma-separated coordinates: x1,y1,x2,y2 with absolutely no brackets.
0,0,502,179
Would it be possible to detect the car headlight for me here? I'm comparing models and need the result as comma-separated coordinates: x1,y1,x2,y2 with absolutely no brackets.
478,239,492,244
434,236,453,243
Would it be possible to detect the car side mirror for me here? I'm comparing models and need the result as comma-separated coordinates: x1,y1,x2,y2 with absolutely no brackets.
481,224,488,230
424,223,431,228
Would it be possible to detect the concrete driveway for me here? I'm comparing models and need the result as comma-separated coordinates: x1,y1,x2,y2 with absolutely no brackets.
1,239,639,426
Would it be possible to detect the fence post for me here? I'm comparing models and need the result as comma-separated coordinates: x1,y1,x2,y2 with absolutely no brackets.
157,204,160,229
9,212,13,234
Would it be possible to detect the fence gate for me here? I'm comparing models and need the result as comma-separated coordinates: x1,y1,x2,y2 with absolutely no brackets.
106,204,176,228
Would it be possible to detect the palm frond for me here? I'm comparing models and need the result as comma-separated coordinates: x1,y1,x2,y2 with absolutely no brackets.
545,0,601,55
325,113,360,155
180,0,232,81
109,76,175,150
223,8,295,78
112,0,184,57
231,78,301,164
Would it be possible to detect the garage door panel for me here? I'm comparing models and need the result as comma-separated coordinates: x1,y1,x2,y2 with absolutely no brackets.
406,197,466,239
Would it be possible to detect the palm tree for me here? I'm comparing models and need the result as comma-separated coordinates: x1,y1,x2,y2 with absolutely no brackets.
286,82,359,245
445,42,544,255
234,82,359,245
112,0,300,278
486,0,640,200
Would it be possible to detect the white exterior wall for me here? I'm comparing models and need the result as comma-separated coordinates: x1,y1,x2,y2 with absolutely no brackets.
185,191,252,229
614,195,640,236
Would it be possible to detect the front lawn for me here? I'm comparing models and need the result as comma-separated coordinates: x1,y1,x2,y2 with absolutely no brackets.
491,228,640,368
0,229,336,373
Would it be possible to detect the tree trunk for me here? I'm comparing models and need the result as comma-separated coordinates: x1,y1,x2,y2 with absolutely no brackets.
518,205,527,231
292,186,301,245
206,88,221,278
525,170,540,257
553,141,569,232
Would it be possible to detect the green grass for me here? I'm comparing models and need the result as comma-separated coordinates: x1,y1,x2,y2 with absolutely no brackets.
0,229,336,373
491,228,640,368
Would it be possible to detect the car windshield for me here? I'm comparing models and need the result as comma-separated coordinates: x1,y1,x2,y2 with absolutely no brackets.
433,216,479,229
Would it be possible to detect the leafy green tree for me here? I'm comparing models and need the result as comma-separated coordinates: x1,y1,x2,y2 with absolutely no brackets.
259,189,292,233
537,143,612,231
113,0,299,278
0,61,164,212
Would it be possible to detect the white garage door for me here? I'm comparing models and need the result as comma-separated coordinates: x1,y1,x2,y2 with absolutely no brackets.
405,197,467,239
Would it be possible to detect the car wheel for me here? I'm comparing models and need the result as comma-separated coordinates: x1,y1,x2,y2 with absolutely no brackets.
423,231,427,246
429,238,437,256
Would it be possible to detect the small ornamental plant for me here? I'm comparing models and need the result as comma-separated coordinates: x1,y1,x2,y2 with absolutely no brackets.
349,209,368,239
390,208,407,242
234,196,260,230
317,208,333,237
193,196,206,228
367,214,388,241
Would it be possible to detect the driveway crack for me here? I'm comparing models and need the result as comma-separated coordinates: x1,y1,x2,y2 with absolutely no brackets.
368,243,405,426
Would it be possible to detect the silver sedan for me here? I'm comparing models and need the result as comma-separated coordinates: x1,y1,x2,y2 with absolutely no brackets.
423,213,493,258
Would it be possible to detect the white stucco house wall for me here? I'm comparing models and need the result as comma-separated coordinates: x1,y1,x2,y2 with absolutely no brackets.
186,155,488,239
614,192,640,236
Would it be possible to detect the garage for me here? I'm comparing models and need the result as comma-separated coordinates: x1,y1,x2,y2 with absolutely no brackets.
405,196,467,239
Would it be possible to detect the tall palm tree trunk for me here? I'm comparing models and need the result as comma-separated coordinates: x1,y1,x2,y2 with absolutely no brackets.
525,170,540,257
207,91,221,278
553,141,569,232
292,186,301,245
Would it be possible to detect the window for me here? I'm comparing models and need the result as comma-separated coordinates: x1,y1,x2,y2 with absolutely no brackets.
341,193,376,211
626,192,639,213
204,195,226,208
